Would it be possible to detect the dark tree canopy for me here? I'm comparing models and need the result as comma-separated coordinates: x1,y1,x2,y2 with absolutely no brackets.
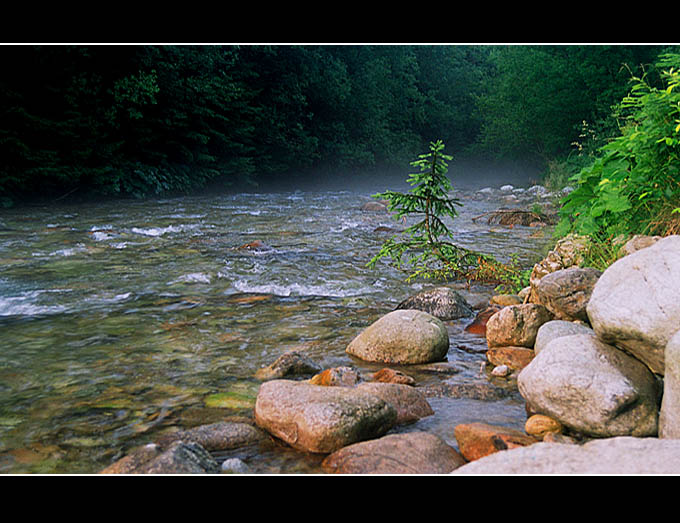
0,44,674,205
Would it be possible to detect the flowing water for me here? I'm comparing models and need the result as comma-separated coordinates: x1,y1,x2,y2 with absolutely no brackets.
0,180,556,474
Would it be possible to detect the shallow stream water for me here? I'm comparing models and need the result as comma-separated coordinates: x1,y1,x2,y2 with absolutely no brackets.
0,181,556,473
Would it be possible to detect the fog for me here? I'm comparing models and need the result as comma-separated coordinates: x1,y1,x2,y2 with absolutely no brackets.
253,158,545,194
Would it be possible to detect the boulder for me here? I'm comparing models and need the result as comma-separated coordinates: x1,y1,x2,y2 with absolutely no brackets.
453,422,537,462
490,294,523,306
586,235,680,375
485,303,554,348
518,334,661,438
524,414,563,440
486,346,535,371
464,305,502,336
355,382,434,425
622,234,662,256
370,368,416,386
452,437,680,474
533,266,601,321
255,350,321,381
528,233,590,302
154,421,267,451
309,366,361,387
534,320,596,354
321,431,466,474
395,286,473,320
101,441,220,474
254,379,397,453
660,330,680,438
346,309,449,364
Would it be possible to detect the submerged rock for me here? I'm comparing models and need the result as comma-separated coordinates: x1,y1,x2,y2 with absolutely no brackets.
154,421,267,451
360,200,389,212
254,379,397,454
346,309,449,364
255,350,322,381
101,441,220,474
464,305,502,336
322,431,465,474
453,422,537,462
99,444,162,474
486,346,535,371
395,286,473,320
309,366,361,387
370,368,416,386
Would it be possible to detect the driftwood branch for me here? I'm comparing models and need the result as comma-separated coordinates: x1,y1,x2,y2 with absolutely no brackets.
471,208,552,226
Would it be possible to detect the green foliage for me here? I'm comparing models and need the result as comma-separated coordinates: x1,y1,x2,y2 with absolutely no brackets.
556,53,680,240
489,253,532,294
475,45,664,161
367,140,499,282
580,237,626,272
0,45,676,205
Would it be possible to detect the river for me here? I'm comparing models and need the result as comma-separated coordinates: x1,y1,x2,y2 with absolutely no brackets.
0,177,557,473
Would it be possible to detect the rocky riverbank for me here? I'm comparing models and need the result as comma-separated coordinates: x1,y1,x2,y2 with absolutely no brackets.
98,188,680,475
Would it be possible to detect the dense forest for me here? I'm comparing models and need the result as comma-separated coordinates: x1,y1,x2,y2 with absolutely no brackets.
0,44,676,206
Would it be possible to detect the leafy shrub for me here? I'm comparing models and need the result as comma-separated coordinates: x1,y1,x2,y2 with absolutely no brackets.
556,53,680,240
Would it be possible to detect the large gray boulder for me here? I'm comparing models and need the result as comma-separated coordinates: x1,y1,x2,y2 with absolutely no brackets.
660,330,680,438
346,309,449,364
586,235,680,375
518,334,661,438
395,286,472,320
534,320,596,355
254,379,397,453
534,266,601,322
452,437,680,474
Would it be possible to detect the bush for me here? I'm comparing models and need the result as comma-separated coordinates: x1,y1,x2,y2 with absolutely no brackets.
556,53,680,240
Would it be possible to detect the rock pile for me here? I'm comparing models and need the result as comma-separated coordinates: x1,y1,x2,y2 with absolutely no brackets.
455,234,680,473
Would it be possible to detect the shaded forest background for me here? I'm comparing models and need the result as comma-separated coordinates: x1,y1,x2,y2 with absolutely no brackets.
0,44,676,206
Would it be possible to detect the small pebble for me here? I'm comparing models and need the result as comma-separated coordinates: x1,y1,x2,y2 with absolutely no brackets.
221,458,251,474
491,364,510,377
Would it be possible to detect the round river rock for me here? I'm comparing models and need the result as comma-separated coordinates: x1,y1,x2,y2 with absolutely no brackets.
254,379,397,454
346,309,449,364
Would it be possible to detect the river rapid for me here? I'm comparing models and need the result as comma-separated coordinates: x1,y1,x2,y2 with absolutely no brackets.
0,177,557,474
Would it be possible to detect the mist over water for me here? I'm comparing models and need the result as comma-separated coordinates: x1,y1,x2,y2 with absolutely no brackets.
253,158,545,194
